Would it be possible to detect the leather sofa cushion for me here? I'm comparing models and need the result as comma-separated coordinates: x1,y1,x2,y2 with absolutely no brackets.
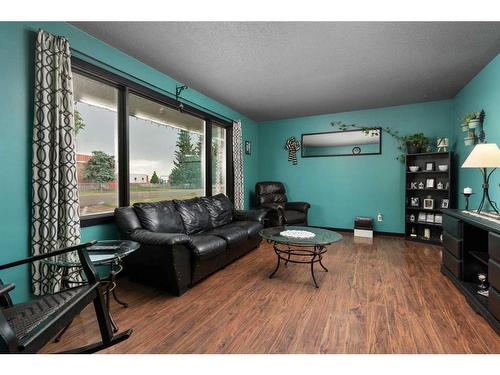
133,201,185,233
223,221,262,237
283,210,307,224
174,198,211,234
189,234,227,260
207,226,248,246
200,194,233,228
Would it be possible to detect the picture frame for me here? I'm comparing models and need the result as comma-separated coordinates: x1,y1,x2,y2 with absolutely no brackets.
425,178,435,189
418,212,427,223
410,197,420,207
425,162,435,171
423,198,434,210
245,141,251,155
410,182,417,189
441,199,449,209
434,214,443,224
426,213,435,223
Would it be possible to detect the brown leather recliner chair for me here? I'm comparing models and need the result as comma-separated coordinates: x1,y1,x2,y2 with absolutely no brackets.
255,181,310,227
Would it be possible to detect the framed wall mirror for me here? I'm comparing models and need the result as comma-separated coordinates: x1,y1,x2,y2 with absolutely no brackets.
301,128,382,157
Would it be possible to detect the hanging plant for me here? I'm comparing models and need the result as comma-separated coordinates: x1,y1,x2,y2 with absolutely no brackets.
331,121,429,163
461,110,486,146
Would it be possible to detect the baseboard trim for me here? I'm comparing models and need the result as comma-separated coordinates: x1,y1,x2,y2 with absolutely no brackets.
309,226,405,238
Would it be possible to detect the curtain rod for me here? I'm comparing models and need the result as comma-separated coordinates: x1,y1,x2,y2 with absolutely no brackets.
70,48,236,124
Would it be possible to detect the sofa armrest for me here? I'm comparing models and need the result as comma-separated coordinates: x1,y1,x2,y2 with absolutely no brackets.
233,209,267,224
285,202,311,212
125,230,192,296
129,229,191,246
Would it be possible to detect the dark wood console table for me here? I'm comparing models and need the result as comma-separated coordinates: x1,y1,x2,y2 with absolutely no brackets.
441,209,500,334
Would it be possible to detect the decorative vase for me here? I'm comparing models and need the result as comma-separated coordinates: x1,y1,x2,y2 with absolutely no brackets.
461,123,469,132
468,119,481,129
406,142,420,154
464,137,475,146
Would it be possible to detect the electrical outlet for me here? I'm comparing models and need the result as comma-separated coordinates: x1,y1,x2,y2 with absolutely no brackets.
377,213,384,222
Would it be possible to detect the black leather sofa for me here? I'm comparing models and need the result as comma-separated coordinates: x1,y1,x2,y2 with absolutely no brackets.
255,181,310,227
114,194,266,296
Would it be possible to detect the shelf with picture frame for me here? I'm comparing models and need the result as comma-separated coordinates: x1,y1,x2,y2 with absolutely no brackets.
405,152,454,245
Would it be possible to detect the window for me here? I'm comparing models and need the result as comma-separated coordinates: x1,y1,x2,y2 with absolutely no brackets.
128,93,206,204
71,58,233,225
73,72,119,216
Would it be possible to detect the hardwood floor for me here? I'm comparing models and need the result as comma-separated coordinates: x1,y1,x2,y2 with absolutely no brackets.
42,233,500,353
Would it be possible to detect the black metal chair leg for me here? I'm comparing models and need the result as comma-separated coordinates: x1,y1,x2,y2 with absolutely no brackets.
94,288,114,344
104,283,119,333
58,330,132,354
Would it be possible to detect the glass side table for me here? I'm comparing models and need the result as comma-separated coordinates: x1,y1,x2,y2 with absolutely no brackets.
42,240,140,340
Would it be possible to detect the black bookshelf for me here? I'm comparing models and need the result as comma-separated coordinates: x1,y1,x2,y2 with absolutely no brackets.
405,152,454,245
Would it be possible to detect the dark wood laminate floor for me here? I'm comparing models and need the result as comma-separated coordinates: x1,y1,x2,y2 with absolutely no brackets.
42,233,500,353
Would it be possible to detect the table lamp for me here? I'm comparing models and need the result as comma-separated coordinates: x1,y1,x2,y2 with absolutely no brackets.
462,143,500,214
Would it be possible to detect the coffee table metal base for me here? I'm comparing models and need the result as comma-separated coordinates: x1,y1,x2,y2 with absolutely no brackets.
268,243,328,288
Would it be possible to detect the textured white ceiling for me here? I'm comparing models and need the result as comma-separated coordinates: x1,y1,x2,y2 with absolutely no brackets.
72,22,500,122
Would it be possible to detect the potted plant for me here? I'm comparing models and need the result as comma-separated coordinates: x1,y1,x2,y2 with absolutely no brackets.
405,133,429,154
464,137,476,146
468,112,482,129
460,119,469,132
464,130,476,146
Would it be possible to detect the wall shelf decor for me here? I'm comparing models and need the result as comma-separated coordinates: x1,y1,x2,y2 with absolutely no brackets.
461,110,486,146
405,152,454,245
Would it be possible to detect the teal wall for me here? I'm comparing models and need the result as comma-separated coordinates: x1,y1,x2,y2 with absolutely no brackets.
258,100,453,233
452,54,500,210
0,22,260,302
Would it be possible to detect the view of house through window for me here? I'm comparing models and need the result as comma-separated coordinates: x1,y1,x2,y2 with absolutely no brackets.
73,72,119,216
212,124,227,195
128,93,206,204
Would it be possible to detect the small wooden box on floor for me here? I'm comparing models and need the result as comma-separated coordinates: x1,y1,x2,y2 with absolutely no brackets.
441,209,500,334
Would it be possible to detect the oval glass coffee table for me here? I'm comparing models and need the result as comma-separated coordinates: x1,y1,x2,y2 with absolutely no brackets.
259,226,342,288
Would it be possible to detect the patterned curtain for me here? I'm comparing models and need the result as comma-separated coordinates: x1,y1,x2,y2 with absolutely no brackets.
31,30,81,295
232,120,244,210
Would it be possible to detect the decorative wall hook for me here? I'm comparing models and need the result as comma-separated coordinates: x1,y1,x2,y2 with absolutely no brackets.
285,137,301,165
